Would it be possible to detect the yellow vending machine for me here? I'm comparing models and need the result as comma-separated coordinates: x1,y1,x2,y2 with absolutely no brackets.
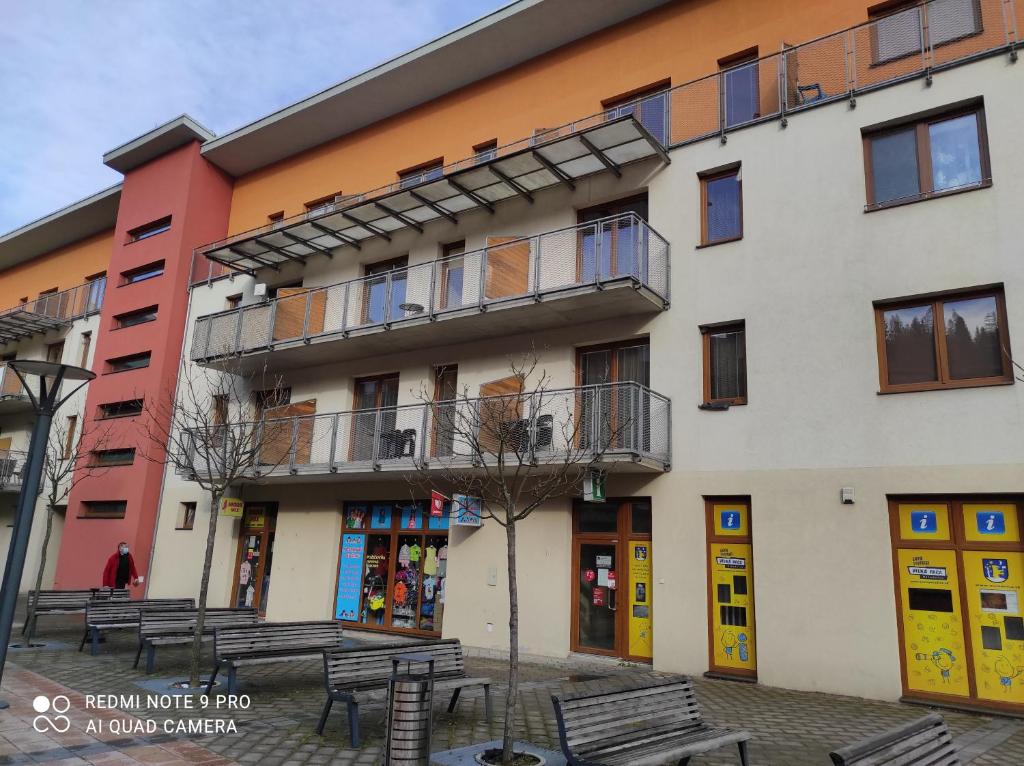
706,499,756,679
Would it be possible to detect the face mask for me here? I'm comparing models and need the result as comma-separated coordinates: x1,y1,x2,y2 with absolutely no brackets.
119,546,128,555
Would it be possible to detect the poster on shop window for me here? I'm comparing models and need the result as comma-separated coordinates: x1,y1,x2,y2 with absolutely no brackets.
334,533,366,621
628,541,653,659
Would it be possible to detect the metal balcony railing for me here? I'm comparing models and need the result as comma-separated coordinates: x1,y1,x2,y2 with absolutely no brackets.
0,277,106,345
190,213,669,362
0,450,29,491
189,0,1018,284
177,382,671,479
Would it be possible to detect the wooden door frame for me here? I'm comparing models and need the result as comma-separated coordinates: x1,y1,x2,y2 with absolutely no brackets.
575,193,649,283
704,496,757,680
230,503,279,615
350,373,400,462
361,256,408,325
570,499,653,663
888,495,1024,713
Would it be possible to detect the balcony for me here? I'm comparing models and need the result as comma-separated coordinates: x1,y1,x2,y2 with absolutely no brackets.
177,382,671,482
0,278,106,347
190,214,669,369
0,364,31,414
0,450,28,493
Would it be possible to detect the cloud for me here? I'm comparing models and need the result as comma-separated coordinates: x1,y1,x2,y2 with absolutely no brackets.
0,0,507,233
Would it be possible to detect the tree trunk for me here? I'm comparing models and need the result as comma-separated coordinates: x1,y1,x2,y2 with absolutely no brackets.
24,505,55,645
189,491,220,687
501,509,519,764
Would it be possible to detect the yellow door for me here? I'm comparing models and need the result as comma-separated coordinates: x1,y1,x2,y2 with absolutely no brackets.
962,550,1024,703
897,548,970,697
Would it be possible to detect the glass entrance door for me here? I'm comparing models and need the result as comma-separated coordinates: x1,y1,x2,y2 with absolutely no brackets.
232,504,278,617
572,499,653,662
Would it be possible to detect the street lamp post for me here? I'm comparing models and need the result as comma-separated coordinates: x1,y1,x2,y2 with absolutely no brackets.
0,361,95,709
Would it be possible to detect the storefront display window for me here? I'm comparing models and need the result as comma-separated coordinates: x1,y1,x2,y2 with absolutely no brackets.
335,499,450,636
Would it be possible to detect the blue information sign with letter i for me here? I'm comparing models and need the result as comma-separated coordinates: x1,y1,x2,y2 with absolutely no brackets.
721,510,741,531
910,511,937,533
977,511,1006,535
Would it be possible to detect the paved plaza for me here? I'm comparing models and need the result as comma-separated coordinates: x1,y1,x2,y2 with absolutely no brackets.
1,610,1023,765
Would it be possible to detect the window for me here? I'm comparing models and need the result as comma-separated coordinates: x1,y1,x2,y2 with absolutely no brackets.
439,242,465,310
212,394,228,425
79,332,92,368
114,306,158,328
875,286,1011,393
304,193,340,216
64,415,78,460
92,448,136,467
363,257,408,323
473,140,498,164
863,103,989,208
226,294,242,310
252,387,290,418
122,261,165,285
719,49,759,128
46,341,65,365
870,0,982,64
98,399,144,419
603,81,670,145
128,216,171,243
267,211,285,224
699,165,742,245
106,352,151,373
176,502,197,530
398,159,444,189
80,501,127,519
701,322,747,406
85,272,106,313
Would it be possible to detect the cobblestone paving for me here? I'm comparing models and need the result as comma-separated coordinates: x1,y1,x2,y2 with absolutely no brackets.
3,614,1024,765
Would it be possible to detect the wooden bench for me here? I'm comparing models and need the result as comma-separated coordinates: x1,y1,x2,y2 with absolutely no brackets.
829,713,959,765
206,621,345,694
316,638,492,747
134,607,259,674
551,678,751,766
80,598,195,655
23,588,129,635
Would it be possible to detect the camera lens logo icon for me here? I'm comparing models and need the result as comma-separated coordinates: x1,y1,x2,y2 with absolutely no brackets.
32,695,71,733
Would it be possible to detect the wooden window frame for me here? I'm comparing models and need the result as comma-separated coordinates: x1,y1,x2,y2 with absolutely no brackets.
439,242,466,311
79,500,127,519
698,164,743,247
105,351,151,374
601,79,672,111
718,48,760,126
397,157,444,188
91,448,136,467
113,305,158,329
176,502,197,530
267,210,285,224
362,256,408,324
874,284,1012,394
862,102,991,210
472,140,498,164
701,321,747,406
304,192,342,214
79,331,92,368
127,216,171,243
64,415,78,460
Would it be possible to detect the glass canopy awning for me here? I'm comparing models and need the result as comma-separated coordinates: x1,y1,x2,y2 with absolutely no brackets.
0,307,70,344
199,114,670,274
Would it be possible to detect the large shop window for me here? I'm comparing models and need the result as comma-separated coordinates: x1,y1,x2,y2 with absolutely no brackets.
335,500,450,635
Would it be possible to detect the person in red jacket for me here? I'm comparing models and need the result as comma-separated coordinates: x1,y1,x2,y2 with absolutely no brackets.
102,542,140,589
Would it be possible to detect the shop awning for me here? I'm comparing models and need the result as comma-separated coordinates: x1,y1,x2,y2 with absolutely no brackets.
199,114,669,273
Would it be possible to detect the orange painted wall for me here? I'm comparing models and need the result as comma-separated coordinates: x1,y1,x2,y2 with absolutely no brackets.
226,0,871,235
0,230,113,307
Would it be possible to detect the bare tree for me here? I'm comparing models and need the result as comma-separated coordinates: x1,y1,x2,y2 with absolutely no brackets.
138,361,289,688
22,418,113,645
410,353,637,765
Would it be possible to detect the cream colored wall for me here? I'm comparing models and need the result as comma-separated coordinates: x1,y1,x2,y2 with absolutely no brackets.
150,54,1024,701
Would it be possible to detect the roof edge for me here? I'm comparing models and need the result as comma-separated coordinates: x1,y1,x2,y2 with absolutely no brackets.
104,114,216,173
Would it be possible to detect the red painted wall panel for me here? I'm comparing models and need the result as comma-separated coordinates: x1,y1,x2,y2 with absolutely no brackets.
54,141,232,591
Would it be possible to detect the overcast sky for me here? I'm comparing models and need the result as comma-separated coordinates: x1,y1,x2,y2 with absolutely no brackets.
0,0,508,234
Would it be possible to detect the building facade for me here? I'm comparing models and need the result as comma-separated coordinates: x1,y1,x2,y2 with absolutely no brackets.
5,0,1024,714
